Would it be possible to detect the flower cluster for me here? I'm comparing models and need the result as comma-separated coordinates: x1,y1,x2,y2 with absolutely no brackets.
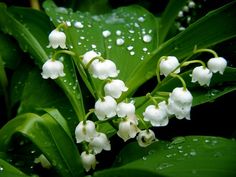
42,24,227,172
75,120,111,171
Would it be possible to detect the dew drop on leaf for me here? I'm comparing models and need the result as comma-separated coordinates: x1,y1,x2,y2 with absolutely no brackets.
0,166,3,172
143,34,152,43
74,21,84,28
116,38,125,46
102,30,111,38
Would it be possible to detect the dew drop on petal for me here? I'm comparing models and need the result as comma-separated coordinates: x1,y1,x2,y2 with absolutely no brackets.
116,38,124,46
143,34,152,43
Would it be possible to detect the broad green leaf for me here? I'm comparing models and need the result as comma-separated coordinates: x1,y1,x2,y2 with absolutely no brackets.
0,4,85,121
0,159,29,177
95,136,236,177
123,1,236,100
43,0,158,98
42,108,72,139
13,67,78,133
0,113,83,177
0,33,21,69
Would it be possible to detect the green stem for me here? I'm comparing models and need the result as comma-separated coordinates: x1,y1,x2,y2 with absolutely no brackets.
85,56,105,69
170,73,187,90
193,47,218,58
182,60,206,68
84,109,95,121
146,93,158,107
156,56,167,83
56,22,67,31
136,115,148,130
52,50,75,60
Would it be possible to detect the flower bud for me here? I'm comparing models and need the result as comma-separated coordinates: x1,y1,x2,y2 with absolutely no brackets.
137,129,156,147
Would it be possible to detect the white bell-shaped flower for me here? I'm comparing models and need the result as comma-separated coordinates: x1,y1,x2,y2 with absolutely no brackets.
136,129,156,147
75,120,96,143
207,57,227,75
143,101,169,127
47,29,67,49
82,50,100,66
41,59,65,79
167,87,193,120
81,151,96,172
104,79,128,99
90,59,120,80
89,132,111,154
160,56,180,77
116,101,135,118
117,114,140,142
95,96,117,120
191,66,213,86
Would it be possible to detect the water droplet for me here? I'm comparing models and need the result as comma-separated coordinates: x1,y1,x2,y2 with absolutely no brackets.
80,36,85,40
177,146,183,149
156,163,173,170
130,51,135,56
116,30,122,36
190,151,197,156
183,153,188,157
66,21,71,27
138,16,145,22
142,47,148,52
134,22,140,28
142,156,147,160
116,38,124,46
205,139,210,143
127,45,133,51
128,30,134,33
74,21,84,28
108,45,112,49
0,166,3,172
166,154,173,158
192,138,199,142
143,34,152,43
91,44,96,49
102,30,111,38
171,137,185,145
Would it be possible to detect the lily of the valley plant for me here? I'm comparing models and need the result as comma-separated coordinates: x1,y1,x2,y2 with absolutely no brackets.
0,0,236,177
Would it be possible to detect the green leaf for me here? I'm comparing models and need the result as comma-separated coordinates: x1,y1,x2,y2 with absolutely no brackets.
12,67,78,133
158,0,187,44
95,136,236,177
124,1,236,99
43,0,158,97
0,4,85,121
0,159,29,177
0,33,21,69
0,113,83,177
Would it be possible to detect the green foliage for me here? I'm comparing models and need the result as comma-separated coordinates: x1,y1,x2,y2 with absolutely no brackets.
0,113,83,177
0,0,236,177
95,136,236,177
